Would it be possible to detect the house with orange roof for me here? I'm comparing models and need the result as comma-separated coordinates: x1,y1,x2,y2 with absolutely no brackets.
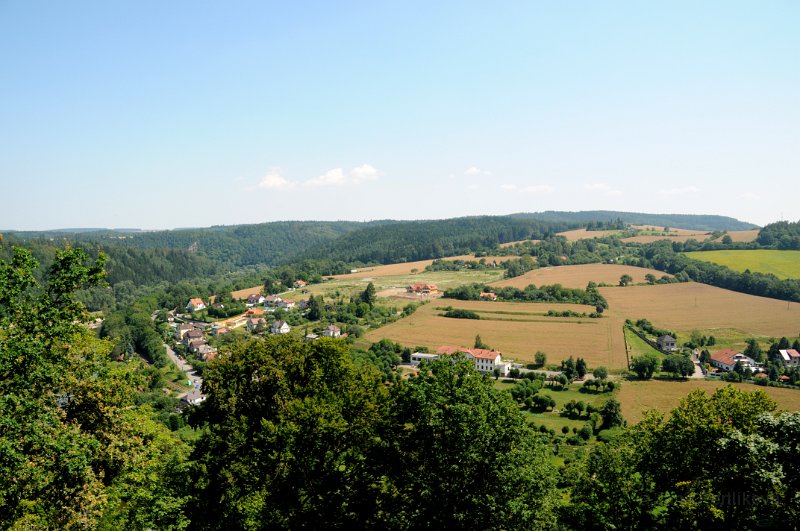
293,280,307,289
407,283,439,295
186,298,206,312
479,292,498,301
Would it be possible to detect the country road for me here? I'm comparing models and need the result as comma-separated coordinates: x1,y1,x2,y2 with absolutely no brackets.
165,344,203,398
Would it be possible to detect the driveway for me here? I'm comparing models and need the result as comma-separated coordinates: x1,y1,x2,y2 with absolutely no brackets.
165,343,204,398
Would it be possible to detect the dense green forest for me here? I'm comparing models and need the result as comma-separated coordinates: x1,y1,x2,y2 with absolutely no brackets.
2,249,798,528
511,210,758,231
296,216,578,264
756,220,800,249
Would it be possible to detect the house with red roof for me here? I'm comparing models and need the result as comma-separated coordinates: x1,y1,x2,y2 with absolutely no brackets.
407,284,439,296
436,345,509,375
710,349,759,372
479,292,498,301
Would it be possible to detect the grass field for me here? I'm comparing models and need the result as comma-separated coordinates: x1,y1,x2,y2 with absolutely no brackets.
618,379,800,424
624,327,662,359
490,264,670,290
365,298,620,367
684,249,800,280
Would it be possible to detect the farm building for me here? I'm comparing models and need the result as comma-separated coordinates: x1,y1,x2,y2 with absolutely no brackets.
407,283,439,295
710,349,759,372
656,335,677,352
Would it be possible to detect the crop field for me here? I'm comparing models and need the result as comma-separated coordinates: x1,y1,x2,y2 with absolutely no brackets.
601,282,800,339
499,239,540,248
332,254,514,280
684,249,800,280
724,229,760,242
364,298,622,367
556,228,622,241
618,379,800,424
621,233,710,244
490,264,670,290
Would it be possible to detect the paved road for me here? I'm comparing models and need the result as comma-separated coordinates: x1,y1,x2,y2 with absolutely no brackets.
165,344,203,398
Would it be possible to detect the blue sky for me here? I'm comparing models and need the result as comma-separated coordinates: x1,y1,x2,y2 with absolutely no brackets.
1,1,798,230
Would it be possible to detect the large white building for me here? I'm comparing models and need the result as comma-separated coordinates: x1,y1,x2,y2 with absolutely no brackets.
408,346,510,376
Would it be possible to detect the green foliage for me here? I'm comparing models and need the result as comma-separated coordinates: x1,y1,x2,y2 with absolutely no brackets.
661,354,695,378
630,353,661,380
444,282,608,308
442,308,481,319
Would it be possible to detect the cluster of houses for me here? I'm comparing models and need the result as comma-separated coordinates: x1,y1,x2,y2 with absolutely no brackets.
406,283,439,296
707,348,800,375
410,346,510,376
174,323,218,361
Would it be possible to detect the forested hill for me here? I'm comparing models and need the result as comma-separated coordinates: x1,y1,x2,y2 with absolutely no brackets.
10,220,390,268
293,216,578,264
756,220,800,249
511,210,758,231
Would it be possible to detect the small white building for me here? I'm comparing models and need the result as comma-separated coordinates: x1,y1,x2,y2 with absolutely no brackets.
410,352,439,366
322,324,341,338
186,298,206,312
271,320,291,335
436,346,510,376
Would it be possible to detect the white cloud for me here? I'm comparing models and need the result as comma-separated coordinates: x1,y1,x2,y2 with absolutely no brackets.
466,184,481,190
256,167,295,190
350,164,381,183
584,182,623,197
523,185,555,193
659,185,701,195
605,190,624,197
464,166,492,177
501,184,517,191
304,164,382,188
739,192,760,200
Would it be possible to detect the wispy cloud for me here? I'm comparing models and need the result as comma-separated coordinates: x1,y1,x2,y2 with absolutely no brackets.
304,164,381,188
659,185,701,195
252,164,381,191
501,184,554,193
464,166,492,177
739,192,760,200
584,182,623,197
256,167,296,190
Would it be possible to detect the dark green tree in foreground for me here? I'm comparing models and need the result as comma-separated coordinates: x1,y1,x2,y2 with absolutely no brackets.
0,246,189,529
360,281,377,308
630,352,660,379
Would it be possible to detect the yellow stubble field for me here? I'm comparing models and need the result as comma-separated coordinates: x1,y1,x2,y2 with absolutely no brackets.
601,282,800,338
364,298,622,368
619,379,800,424
490,264,670,290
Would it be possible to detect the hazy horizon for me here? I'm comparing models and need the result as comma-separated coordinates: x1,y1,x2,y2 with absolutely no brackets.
2,1,798,231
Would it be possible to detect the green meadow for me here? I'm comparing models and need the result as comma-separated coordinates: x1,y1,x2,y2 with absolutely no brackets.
684,249,800,280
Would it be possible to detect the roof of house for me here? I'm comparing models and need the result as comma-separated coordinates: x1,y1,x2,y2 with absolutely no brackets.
710,349,744,366
436,345,501,361
265,295,282,302
479,292,496,297
325,324,341,332
188,298,205,306
246,307,265,316
247,293,264,302
272,319,288,327
779,349,800,360
185,329,203,339
294,280,306,285
409,283,438,291
658,335,676,342
248,317,266,325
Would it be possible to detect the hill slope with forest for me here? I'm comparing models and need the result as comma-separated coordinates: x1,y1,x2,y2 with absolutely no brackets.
511,210,757,231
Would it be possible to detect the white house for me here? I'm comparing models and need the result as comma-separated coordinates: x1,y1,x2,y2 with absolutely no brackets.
322,324,341,338
271,320,291,334
710,349,759,372
279,299,296,310
246,293,266,306
264,295,282,307
186,298,206,312
410,352,439,365
778,349,800,368
436,346,510,376
656,335,678,352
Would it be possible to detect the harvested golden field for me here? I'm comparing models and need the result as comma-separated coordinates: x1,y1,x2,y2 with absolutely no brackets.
630,225,708,236
622,234,710,244
619,379,800,424
230,285,263,300
333,255,513,279
491,264,669,290
601,282,800,338
499,239,540,248
556,228,621,241
725,229,760,242
365,298,622,368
